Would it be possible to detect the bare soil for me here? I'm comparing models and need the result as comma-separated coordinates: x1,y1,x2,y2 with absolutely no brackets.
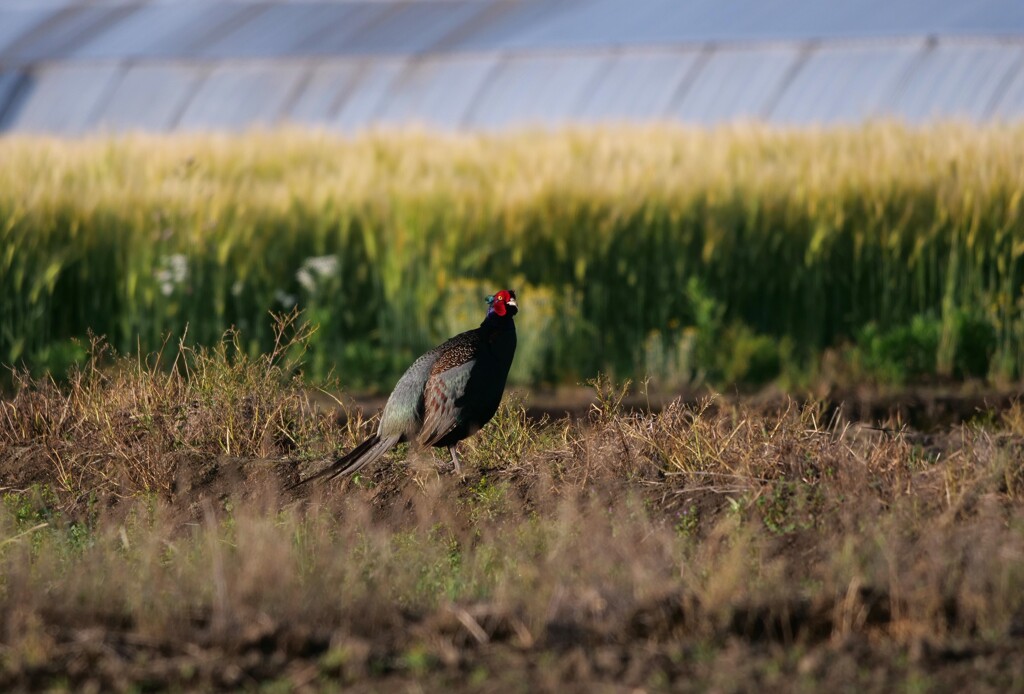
338,384,1022,429
2,378,1023,693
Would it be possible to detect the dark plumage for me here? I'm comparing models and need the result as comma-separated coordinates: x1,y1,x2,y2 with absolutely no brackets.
293,289,518,486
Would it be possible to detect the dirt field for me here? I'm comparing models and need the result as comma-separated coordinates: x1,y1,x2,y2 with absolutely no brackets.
1,353,1023,691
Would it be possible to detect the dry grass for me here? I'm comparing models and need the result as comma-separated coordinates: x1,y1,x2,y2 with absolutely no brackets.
1,336,1024,691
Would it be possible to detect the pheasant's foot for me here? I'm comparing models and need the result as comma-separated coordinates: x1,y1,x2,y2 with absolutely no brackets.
448,445,463,477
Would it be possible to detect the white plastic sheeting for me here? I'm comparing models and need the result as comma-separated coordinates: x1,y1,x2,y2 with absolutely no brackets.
769,42,922,124
0,0,1023,133
5,62,122,133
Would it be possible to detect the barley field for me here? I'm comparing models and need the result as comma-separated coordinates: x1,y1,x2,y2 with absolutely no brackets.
3,124,1024,390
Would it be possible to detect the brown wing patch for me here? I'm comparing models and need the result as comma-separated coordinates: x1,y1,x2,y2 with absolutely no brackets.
418,376,458,446
430,330,481,376
425,378,451,411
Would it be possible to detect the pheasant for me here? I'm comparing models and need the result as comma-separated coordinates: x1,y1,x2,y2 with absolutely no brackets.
293,289,518,486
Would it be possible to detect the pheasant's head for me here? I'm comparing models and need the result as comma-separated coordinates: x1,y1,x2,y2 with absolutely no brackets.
486,289,518,317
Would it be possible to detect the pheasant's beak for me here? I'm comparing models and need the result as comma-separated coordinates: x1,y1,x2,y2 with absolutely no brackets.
506,297,517,309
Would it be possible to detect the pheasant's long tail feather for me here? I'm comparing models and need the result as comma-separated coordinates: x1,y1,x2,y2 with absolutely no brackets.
328,434,400,479
287,434,399,490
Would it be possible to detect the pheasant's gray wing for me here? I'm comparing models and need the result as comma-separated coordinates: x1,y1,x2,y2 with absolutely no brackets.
378,348,442,441
415,329,483,447
417,359,475,447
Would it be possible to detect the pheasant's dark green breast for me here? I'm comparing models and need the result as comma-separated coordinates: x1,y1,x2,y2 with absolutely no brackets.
434,324,516,448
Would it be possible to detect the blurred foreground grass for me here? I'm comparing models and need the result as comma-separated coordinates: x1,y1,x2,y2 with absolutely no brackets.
2,123,1024,390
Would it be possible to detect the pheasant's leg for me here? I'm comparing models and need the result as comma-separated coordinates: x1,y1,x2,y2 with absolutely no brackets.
448,445,463,476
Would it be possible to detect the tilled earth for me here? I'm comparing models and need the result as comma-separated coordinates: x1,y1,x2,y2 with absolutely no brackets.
2,387,1024,692
6,595,1024,692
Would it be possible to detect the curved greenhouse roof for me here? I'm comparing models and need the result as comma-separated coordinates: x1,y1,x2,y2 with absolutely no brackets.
1,0,1023,133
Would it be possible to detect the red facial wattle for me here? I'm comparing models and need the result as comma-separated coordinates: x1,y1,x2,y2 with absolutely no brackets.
489,290,515,317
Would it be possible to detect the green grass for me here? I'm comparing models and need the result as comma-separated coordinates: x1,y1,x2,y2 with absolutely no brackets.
2,123,1024,389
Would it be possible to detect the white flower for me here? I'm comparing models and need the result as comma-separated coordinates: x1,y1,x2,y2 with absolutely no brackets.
274,289,297,309
306,255,338,277
296,254,338,292
166,254,188,283
155,254,189,296
296,268,316,293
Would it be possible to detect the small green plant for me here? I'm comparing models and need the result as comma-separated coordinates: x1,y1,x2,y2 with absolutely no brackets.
717,325,786,386
468,394,539,470
468,475,507,523
398,645,436,676
850,310,1000,384
755,481,822,535
588,374,631,422
674,504,700,538
852,315,942,384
